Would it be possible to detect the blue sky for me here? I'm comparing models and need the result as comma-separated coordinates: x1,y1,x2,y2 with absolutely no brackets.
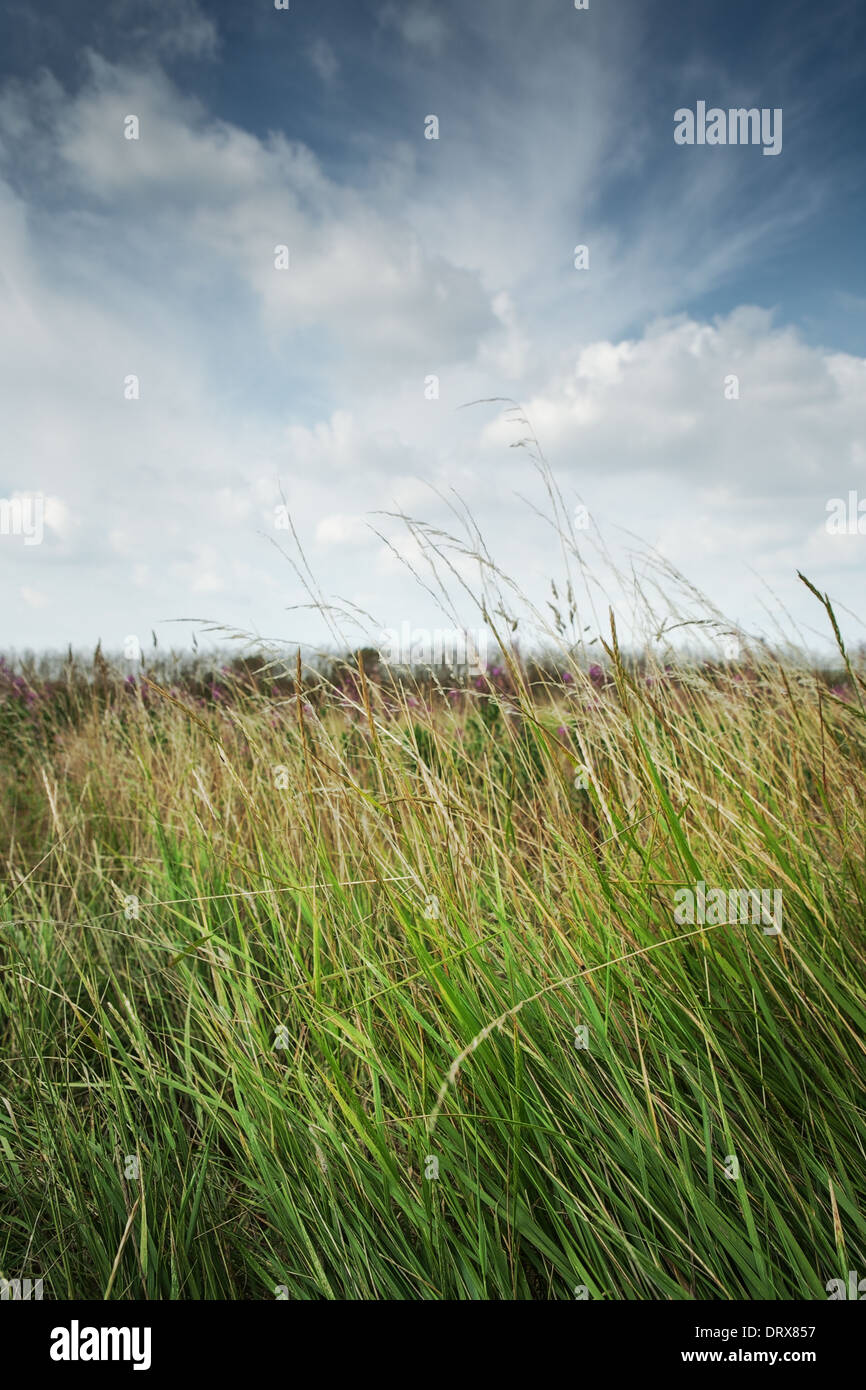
1,0,865,658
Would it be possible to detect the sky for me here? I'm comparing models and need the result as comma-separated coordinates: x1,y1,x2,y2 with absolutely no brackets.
1,0,865,661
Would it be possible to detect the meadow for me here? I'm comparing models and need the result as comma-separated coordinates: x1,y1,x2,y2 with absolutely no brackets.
1,531,864,1300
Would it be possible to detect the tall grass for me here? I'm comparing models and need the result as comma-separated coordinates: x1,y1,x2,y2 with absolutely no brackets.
1,509,864,1300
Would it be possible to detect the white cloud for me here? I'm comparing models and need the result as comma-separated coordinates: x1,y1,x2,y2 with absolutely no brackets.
480,310,866,494
308,38,339,84
315,514,372,547
6,55,495,374
110,0,219,61
379,4,448,53
20,586,48,608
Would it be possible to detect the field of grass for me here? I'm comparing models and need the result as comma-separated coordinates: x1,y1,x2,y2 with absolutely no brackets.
1,551,865,1300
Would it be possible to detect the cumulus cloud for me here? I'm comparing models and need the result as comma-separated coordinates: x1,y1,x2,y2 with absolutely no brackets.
0,53,495,375
480,310,866,494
